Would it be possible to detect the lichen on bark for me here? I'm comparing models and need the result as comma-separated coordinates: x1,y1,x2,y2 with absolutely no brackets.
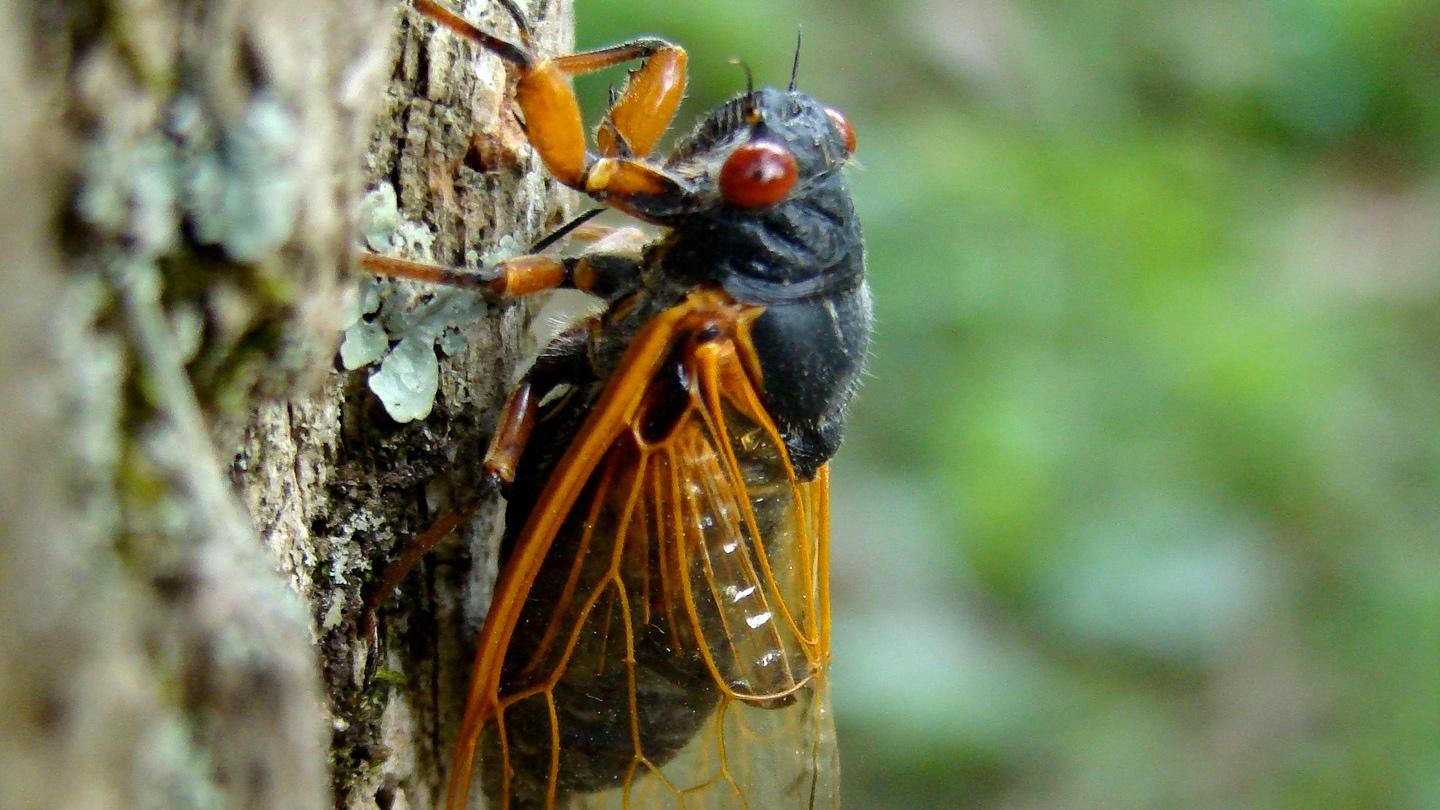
235,1,579,807
0,1,575,809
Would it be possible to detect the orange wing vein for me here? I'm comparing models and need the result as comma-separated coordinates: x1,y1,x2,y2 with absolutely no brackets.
446,290,837,810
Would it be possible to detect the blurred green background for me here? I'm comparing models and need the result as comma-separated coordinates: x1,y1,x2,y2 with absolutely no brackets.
577,2,1440,807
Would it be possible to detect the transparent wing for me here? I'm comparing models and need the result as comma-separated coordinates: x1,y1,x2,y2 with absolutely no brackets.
459,303,837,810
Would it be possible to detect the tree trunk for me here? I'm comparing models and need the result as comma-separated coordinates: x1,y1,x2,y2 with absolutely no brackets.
0,2,573,808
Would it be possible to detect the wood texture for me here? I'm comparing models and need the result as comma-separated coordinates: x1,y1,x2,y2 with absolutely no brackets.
0,1,574,808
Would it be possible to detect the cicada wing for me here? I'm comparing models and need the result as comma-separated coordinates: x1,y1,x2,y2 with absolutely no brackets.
673,354,826,704
557,396,837,809
457,298,838,810
614,371,835,809
684,669,837,809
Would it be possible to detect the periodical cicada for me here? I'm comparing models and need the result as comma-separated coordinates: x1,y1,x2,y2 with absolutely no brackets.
361,2,870,807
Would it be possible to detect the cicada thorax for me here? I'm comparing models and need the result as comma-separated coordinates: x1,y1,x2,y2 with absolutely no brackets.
478,305,826,807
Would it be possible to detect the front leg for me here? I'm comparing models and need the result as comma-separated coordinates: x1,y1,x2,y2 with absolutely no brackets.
551,40,687,159
414,0,693,215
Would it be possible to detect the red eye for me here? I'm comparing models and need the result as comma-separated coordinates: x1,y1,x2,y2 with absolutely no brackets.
719,141,798,208
826,107,857,154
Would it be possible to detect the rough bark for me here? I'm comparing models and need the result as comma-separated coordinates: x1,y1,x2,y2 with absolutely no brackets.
0,1,572,808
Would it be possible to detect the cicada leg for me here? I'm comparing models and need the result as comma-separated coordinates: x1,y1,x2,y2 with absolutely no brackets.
414,0,692,214
357,214,652,667
361,319,596,665
358,251,567,297
358,220,651,300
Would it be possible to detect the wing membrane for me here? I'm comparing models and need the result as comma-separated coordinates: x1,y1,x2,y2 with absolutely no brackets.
676,394,818,702
450,294,837,810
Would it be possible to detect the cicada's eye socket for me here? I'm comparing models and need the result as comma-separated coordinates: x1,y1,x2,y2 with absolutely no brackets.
825,107,857,154
719,141,798,208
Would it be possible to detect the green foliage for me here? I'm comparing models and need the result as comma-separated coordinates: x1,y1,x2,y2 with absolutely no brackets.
576,1,1440,807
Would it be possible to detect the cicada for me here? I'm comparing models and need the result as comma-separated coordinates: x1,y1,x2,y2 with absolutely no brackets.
362,2,869,807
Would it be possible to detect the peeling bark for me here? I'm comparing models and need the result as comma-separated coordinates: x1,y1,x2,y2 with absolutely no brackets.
0,1,573,808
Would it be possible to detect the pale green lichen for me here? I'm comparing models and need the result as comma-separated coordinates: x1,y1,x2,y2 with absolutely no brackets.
368,333,440,422
173,92,302,262
78,91,304,266
321,596,346,632
359,180,435,261
480,233,525,268
339,278,388,370
366,288,491,422
167,302,205,364
394,219,437,259
136,719,224,810
339,318,388,370
75,131,180,255
339,277,383,331
339,188,401,370
359,182,399,253
345,199,528,422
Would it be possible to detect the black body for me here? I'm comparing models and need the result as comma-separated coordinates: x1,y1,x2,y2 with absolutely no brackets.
488,86,868,806
592,86,870,479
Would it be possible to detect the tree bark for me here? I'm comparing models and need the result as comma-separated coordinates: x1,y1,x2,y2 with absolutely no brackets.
0,2,572,808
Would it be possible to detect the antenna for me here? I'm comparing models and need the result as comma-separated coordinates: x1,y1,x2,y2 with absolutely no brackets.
789,27,803,91
731,57,755,96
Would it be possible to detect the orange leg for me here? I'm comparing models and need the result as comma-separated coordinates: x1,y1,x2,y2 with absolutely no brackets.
551,41,687,159
360,382,531,663
359,252,568,297
358,238,651,298
359,216,651,299
361,321,595,665
413,1,689,207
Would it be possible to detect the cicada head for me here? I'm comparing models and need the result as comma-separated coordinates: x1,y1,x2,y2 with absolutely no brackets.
648,87,865,303
664,87,854,210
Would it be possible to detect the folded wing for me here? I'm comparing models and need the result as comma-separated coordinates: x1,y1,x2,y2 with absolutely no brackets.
449,293,837,810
